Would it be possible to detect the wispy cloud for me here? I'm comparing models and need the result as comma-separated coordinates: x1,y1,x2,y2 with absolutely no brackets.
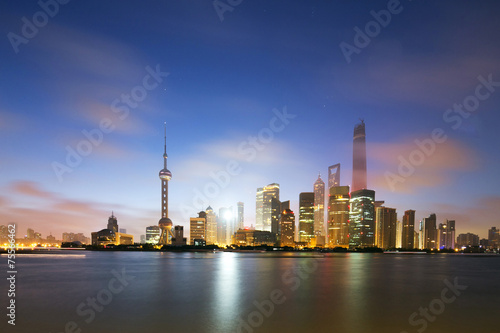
369,138,480,193
0,181,154,239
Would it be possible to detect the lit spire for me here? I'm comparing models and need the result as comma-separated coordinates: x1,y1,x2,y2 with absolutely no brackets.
163,121,167,169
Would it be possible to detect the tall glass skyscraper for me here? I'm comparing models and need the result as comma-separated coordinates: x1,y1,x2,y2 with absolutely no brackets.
349,189,375,248
402,210,416,249
328,164,340,189
298,192,315,244
205,206,217,245
423,213,437,249
352,120,367,192
237,202,244,230
313,174,325,237
255,188,264,230
257,183,280,232
375,207,397,249
280,208,295,247
327,185,350,248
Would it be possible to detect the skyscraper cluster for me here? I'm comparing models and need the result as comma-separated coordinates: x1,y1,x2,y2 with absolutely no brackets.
146,121,493,251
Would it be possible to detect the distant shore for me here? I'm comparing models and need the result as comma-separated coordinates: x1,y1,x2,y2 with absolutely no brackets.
1,246,497,255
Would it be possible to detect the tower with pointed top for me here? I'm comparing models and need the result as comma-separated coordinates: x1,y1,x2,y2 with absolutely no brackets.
313,173,325,238
158,122,174,245
352,119,367,192
107,212,118,233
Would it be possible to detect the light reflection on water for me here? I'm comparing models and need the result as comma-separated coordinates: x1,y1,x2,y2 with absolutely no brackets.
4,252,499,333
213,252,240,332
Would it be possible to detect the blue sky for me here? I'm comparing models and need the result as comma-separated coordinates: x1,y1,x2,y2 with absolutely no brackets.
1,0,500,240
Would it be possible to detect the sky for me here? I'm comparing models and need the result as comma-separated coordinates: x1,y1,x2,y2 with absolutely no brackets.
1,0,500,241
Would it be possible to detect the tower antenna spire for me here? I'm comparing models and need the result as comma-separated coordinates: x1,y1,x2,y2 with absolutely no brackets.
163,121,167,168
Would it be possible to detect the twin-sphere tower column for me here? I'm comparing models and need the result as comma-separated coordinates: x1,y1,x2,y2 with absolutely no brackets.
158,122,174,245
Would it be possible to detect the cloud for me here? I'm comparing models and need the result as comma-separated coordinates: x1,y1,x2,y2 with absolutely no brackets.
430,195,500,238
29,23,165,135
10,181,56,199
369,138,480,193
0,181,153,240
332,27,500,110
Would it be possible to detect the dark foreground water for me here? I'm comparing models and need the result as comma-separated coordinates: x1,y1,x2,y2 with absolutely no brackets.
1,251,499,333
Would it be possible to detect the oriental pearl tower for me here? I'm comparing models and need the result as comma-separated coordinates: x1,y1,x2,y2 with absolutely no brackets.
158,122,174,245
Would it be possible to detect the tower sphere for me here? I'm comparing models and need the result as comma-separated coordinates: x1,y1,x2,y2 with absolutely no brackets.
159,217,173,227
159,168,172,181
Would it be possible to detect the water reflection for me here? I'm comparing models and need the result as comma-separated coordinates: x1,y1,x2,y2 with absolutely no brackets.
212,252,241,332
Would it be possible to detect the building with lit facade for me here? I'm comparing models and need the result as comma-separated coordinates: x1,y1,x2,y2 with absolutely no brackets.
145,226,161,244
423,213,437,249
280,208,295,247
327,185,350,248
402,210,416,249
91,213,134,246
237,202,244,230
205,206,217,245
258,183,280,232
438,220,456,249
218,207,233,245
256,187,264,231
190,211,207,245
233,230,276,246
352,120,367,192
313,174,325,238
375,206,397,249
349,189,375,248
298,192,314,244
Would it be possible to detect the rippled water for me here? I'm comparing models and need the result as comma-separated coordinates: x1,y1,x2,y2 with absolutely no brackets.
1,251,499,333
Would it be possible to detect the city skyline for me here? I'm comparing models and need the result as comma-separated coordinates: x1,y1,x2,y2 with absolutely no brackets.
1,1,500,242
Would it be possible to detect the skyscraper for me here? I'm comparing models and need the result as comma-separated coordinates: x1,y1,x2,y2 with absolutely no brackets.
237,202,244,230
271,197,281,236
280,208,295,247
488,226,499,248
328,164,341,189
375,207,397,249
256,187,264,230
327,185,350,248
218,207,231,245
205,206,217,245
158,122,174,245
261,183,279,232
447,220,456,249
402,210,416,249
352,120,367,192
313,174,325,238
423,214,437,249
349,189,375,248
298,192,315,244
190,211,207,245
276,200,290,240
438,219,456,249
107,212,118,233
